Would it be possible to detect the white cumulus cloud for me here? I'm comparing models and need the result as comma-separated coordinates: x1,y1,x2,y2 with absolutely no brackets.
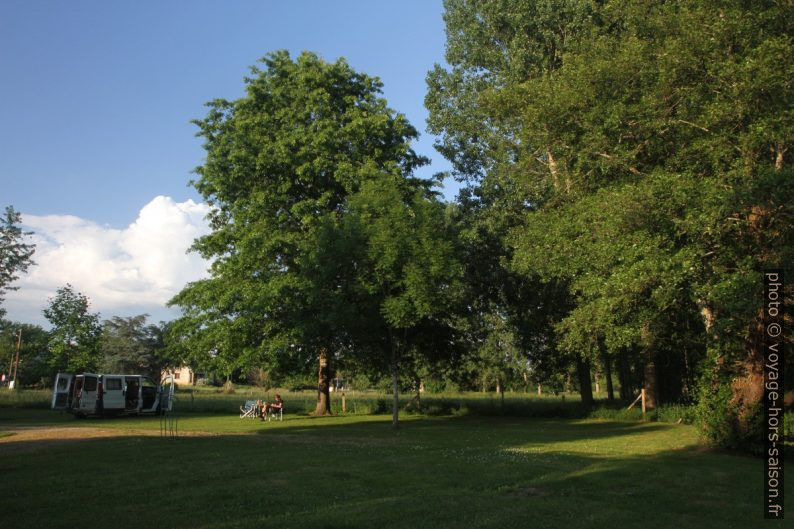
4,196,212,326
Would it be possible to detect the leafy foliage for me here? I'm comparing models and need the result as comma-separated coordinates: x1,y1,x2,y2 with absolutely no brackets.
0,320,50,386
428,0,794,447
43,284,102,373
99,315,172,380
0,206,35,317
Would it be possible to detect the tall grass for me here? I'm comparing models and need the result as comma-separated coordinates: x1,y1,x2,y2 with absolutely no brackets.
0,389,51,409
4,386,789,438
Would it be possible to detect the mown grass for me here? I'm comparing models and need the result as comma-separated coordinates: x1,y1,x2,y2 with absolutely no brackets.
0,406,790,529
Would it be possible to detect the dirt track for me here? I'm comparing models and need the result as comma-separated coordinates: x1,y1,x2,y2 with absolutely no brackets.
0,426,159,444
0,426,233,453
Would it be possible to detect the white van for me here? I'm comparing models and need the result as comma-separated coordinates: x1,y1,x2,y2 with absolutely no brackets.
51,373,174,417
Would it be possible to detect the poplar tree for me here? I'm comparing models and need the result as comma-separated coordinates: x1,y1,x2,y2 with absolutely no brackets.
428,0,793,447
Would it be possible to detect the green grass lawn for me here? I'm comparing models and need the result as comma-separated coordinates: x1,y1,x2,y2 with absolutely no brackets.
0,408,788,529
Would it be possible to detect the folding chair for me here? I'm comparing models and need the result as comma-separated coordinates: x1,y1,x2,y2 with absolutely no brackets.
267,404,283,421
239,400,259,419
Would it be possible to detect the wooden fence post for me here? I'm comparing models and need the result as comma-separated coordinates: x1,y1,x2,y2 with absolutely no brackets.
641,388,646,416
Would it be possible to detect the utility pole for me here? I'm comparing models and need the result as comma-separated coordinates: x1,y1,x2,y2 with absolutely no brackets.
11,329,21,390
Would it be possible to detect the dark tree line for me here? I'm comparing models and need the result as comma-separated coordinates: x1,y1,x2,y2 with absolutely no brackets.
426,0,793,449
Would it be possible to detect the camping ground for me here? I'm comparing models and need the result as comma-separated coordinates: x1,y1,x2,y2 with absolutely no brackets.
0,390,790,529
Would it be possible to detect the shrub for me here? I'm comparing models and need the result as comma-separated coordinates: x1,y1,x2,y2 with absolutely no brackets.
656,405,697,425
696,383,742,449
373,398,390,414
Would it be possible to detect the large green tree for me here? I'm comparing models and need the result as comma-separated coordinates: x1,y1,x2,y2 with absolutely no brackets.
170,51,430,415
100,315,171,380
345,177,461,426
43,284,102,373
429,0,793,448
427,0,597,404
0,206,35,317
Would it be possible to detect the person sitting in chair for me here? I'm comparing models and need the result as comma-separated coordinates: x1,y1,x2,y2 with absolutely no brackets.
267,394,283,419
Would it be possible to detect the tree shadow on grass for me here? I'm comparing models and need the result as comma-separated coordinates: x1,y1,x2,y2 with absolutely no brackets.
0,423,789,529
253,413,679,450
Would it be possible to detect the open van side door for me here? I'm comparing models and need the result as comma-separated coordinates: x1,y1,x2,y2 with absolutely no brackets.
140,377,159,412
51,373,74,410
159,376,175,413
78,373,99,415
124,376,141,412
101,375,125,412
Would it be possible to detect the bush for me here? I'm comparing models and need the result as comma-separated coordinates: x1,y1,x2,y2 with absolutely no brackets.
373,398,390,415
656,404,697,425
403,398,460,416
696,383,745,450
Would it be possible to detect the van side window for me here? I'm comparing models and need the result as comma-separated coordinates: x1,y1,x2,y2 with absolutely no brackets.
105,378,122,390
84,376,97,391
57,377,69,391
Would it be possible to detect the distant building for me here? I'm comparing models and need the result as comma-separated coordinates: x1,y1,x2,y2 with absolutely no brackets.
161,366,201,385
331,375,348,392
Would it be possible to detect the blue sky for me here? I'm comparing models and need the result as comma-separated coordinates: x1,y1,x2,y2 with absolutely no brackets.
1,0,454,226
0,0,456,325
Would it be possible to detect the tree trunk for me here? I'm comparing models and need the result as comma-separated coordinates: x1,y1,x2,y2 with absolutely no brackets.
537,383,542,397
547,149,560,191
599,340,615,402
643,348,658,409
775,143,785,171
390,332,399,428
576,357,594,407
699,301,716,334
617,350,631,400
730,309,767,441
313,348,331,416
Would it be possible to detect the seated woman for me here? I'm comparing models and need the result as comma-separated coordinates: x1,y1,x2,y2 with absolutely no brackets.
265,394,284,420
